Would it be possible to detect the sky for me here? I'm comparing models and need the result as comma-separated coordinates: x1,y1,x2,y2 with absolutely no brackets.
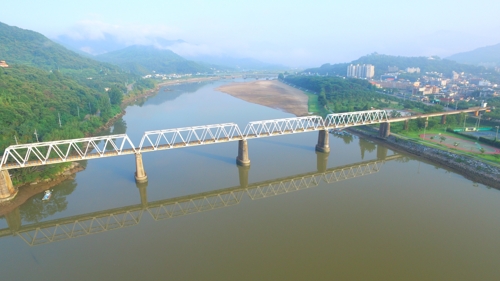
2,0,500,67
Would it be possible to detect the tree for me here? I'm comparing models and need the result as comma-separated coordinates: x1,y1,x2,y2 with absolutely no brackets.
108,86,123,105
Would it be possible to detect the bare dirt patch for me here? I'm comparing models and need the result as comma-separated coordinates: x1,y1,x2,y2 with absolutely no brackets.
216,80,309,116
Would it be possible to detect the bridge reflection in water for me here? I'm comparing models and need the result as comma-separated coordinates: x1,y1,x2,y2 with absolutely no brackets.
0,149,402,246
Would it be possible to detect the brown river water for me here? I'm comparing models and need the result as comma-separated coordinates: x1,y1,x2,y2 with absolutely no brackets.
1,79,500,281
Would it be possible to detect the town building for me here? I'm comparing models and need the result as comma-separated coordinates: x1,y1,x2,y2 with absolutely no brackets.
0,60,8,68
347,64,375,79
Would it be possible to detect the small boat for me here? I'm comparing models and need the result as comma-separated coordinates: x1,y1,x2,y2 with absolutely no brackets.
42,190,52,201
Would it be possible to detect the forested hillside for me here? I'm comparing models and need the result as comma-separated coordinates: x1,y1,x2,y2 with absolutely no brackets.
0,65,123,150
0,22,158,186
0,21,147,91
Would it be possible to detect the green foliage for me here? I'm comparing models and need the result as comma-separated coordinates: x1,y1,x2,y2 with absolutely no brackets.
108,86,124,105
0,65,116,151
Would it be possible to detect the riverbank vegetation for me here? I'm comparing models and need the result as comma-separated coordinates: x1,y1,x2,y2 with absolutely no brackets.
282,75,500,165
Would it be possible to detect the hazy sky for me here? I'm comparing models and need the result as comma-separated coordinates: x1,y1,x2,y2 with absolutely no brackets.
2,0,500,67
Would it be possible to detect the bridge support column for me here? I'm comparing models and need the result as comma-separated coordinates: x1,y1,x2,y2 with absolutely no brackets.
379,122,391,138
134,153,148,183
316,151,329,173
236,140,251,166
238,165,250,188
0,170,18,202
404,119,409,131
441,115,446,125
315,130,330,153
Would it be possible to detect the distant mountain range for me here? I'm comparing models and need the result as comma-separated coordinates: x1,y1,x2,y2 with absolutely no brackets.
302,53,486,78
94,45,211,75
55,32,288,71
185,55,288,71
446,43,500,67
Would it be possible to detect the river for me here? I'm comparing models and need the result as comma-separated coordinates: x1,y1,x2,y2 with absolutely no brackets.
1,79,500,280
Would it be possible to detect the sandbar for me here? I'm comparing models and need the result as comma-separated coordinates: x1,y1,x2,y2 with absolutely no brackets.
216,80,309,116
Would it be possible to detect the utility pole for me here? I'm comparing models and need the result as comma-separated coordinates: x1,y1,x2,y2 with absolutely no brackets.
58,112,62,127
77,106,80,117
495,126,499,141
34,129,39,142
463,114,467,131
14,135,18,145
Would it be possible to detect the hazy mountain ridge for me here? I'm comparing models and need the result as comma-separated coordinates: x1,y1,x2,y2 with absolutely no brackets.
304,53,486,77
446,43,500,66
0,22,115,71
94,45,211,75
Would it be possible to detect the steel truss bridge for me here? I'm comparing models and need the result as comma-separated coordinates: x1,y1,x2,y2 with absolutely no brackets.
0,108,482,170
0,154,401,246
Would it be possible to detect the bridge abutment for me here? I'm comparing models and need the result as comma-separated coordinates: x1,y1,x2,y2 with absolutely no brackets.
379,122,391,138
134,153,148,183
0,170,18,202
315,130,330,153
236,140,251,166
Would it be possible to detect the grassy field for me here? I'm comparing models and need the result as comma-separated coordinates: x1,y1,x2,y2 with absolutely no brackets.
395,128,500,164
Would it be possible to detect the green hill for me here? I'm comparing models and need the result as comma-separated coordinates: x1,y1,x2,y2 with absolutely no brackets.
446,43,500,66
0,21,146,92
95,45,211,75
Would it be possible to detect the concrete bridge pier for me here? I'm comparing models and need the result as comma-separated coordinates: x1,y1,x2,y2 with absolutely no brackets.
441,115,446,125
379,122,391,138
136,181,148,208
404,120,409,131
236,140,251,166
0,170,18,202
134,153,148,183
237,165,250,188
315,130,330,153
316,151,329,173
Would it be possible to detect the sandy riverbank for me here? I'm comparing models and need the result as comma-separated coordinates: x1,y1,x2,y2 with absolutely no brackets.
216,80,309,117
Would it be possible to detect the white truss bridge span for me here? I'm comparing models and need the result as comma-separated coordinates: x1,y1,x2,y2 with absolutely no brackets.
0,155,401,246
3,108,470,170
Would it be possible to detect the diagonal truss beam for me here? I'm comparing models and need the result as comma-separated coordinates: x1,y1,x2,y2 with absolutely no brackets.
0,134,136,169
242,116,324,138
138,123,243,152
324,110,389,129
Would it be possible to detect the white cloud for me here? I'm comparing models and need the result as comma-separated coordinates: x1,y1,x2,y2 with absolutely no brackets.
62,19,181,44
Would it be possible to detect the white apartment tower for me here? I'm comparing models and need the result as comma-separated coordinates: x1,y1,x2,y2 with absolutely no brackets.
347,64,374,79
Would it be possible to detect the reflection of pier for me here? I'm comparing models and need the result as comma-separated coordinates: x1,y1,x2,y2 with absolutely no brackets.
0,152,401,246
